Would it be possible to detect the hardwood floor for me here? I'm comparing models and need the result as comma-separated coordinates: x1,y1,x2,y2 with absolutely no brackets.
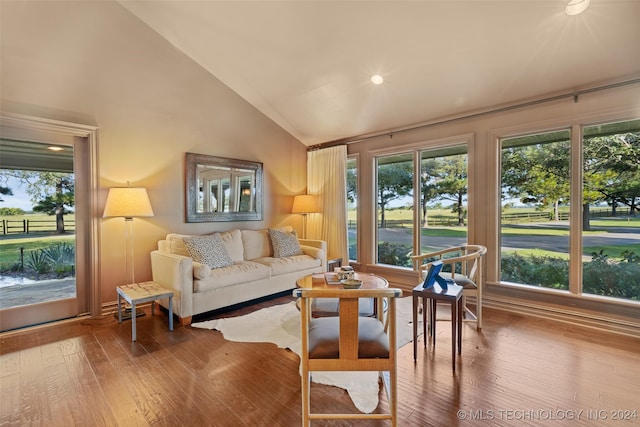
1,294,639,426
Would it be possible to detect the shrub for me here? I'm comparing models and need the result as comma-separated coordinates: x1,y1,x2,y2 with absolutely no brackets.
501,253,569,289
0,207,25,216
583,250,640,300
3,241,76,279
25,250,52,274
378,241,411,267
502,250,639,300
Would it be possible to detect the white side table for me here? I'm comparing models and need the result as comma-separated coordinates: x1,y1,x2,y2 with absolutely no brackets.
117,281,174,341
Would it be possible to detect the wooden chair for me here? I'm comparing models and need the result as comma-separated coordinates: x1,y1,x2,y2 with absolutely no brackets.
411,245,487,330
294,287,402,426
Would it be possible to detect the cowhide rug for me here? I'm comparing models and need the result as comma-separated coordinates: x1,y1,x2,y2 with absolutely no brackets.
192,296,419,413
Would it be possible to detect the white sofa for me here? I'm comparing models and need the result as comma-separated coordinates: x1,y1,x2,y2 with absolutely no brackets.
151,227,326,325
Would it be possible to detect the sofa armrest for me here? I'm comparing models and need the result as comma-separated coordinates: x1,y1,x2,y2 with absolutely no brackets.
150,250,194,319
299,239,327,272
299,238,326,252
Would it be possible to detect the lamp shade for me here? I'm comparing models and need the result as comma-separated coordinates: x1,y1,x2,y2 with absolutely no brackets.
292,195,318,214
103,187,154,219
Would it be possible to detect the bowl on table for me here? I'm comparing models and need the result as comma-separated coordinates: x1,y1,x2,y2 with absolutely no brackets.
340,279,363,289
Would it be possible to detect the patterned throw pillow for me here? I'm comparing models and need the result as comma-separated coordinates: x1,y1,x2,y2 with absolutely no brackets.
183,234,233,269
269,228,303,258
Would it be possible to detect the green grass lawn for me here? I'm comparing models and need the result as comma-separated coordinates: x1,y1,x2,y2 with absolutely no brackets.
0,234,75,268
1,213,76,269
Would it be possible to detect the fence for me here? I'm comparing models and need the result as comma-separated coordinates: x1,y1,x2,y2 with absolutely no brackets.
0,219,75,235
353,206,633,229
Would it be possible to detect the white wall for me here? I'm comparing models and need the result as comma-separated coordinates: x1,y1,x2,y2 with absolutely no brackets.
0,1,308,307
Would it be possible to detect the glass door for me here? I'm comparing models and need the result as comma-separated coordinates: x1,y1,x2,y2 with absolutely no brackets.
0,131,90,331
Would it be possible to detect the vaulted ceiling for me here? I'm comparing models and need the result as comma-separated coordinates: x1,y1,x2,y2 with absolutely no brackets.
118,0,640,146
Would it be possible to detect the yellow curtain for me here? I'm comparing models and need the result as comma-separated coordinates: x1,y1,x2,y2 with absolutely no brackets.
307,146,348,263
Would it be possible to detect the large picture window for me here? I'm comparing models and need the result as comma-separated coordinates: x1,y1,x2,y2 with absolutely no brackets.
500,130,571,290
500,120,640,301
419,146,468,254
376,153,414,267
581,121,640,301
346,156,358,262
372,141,469,268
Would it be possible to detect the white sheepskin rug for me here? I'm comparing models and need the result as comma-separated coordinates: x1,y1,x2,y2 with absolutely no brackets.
192,297,417,413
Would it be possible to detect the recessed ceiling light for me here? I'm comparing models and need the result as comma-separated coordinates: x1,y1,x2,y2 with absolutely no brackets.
47,146,64,152
566,0,590,16
371,74,384,85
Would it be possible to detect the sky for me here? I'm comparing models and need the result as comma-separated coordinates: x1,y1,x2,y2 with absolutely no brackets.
0,176,34,211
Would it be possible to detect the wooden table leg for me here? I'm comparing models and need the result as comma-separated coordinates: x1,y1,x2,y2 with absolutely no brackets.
430,298,437,346
413,293,418,361
423,297,428,346
457,297,462,355
451,300,457,372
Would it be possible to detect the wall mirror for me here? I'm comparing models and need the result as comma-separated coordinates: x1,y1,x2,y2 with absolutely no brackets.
186,152,263,222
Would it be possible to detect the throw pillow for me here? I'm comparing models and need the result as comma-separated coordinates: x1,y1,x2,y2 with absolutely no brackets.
183,234,233,269
269,228,303,258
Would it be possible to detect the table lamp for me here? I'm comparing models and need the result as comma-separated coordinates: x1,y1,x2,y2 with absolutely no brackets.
292,194,318,239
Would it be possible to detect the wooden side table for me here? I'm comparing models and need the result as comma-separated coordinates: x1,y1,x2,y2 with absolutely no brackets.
117,281,174,341
412,282,463,371
327,257,343,272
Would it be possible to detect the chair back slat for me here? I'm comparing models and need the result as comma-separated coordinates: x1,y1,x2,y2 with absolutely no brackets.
339,298,360,360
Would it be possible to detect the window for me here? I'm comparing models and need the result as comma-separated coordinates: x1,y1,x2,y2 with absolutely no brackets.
419,146,468,253
499,120,640,302
346,156,358,262
581,120,640,301
376,153,414,267
373,140,469,268
500,130,571,290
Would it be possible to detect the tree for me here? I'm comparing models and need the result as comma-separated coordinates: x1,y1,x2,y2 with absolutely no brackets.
433,155,468,226
502,141,570,221
0,170,74,234
419,158,440,227
584,132,640,221
0,185,13,202
503,131,638,231
377,161,413,227
346,166,357,204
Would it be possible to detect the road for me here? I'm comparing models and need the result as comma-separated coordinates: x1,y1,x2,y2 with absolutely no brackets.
374,223,640,254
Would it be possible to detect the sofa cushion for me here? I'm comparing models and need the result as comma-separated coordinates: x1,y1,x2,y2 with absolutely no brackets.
241,229,272,260
166,233,192,256
183,234,233,269
254,254,321,276
193,261,271,292
269,228,303,257
219,229,244,262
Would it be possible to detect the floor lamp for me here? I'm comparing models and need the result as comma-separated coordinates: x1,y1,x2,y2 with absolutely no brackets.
292,194,318,239
103,185,154,319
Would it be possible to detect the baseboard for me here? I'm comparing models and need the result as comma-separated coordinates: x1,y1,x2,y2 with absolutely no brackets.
484,296,640,338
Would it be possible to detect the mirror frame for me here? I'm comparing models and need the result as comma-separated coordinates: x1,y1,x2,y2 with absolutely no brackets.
185,152,263,222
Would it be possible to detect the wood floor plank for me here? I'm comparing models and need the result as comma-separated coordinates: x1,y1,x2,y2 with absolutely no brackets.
18,345,51,424
1,297,639,426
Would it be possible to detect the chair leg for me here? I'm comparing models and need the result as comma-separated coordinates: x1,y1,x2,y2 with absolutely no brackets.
476,293,482,330
390,368,398,427
301,371,311,426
